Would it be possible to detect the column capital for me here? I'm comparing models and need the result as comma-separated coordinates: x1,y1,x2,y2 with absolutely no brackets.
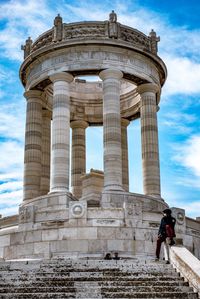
70,120,89,129
137,83,160,95
24,90,43,100
121,118,130,127
50,72,74,83
99,68,123,80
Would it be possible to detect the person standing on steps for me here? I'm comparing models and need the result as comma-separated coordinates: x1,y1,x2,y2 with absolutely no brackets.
155,209,176,263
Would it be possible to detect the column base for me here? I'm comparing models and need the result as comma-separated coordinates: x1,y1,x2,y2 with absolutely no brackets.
103,184,124,192
49,187,69,194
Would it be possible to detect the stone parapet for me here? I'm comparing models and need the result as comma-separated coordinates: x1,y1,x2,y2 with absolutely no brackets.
29,21,154,58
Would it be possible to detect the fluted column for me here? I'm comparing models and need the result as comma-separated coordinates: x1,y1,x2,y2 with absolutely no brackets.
23,90,43,200
50,72,74,193
70,120,88,198
40,109,51,195
99,68,123,191
137,83,161,196
121,118,130,192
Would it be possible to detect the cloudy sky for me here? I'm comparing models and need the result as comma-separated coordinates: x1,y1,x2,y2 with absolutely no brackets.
0,0,200,219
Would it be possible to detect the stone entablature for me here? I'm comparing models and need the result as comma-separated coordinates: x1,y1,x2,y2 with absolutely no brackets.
21,45,164,91
27,20,157,58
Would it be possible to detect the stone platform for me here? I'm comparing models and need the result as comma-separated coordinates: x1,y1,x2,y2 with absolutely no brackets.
0,191,199,261
0,191,169,260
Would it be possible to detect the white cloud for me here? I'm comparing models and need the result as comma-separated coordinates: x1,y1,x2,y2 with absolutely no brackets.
160,111,198,135
0,190,22,206
0,140,23,173
0,181,22,192
0,108,25,141
0,0,54,60
0,205,20,217
162,55,200,96
174,135,200,177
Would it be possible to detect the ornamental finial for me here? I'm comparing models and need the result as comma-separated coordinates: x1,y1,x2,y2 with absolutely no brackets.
53,14,63,42
21,37,33,59
149,29,160,54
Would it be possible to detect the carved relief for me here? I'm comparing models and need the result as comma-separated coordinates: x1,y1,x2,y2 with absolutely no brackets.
119,27,151,51
63,25,105,40
69,202,86,219
19,206,35,223
176,211,185,225
31,31,53,53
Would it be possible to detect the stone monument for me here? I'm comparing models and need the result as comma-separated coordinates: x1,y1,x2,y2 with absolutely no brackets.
0,12,199,260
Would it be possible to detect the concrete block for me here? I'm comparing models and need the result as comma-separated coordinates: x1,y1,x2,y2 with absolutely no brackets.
97,227,116,239
34,242,50,255
59,228,78,240
50,240,69,252
92,219,122,227
68,240,88,252
25,230,42,243
0,247,4,259
10,232,24,245
0,235,10,246
88,240,107,253
88,208,124,219
77,227,97,239
135,240,145,255
115,228,133,240
42,229,58,241
107,240,125,252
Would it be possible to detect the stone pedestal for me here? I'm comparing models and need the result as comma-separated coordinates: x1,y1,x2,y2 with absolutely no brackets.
50,72,74,193
81,169,104,206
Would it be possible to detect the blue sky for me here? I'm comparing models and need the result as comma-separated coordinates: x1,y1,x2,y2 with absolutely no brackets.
0,0,200,218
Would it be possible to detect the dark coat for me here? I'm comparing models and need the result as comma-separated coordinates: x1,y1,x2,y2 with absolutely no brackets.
158,215,176,238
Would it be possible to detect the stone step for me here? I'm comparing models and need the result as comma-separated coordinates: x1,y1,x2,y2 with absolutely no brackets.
0,276,181,284
0,265,175,273
0,279,189,287
1,274,183,285
0,259,197,299
100,291,198,298
0,260,170,269
0,294,76,299
0,292,198,299
0,285,193,293
0,269,179,276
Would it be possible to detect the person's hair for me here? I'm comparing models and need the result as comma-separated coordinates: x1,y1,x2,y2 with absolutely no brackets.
163,208,172,215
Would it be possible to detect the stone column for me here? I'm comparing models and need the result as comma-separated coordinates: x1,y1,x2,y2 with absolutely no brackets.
99,68,123,191
50,72,74,193
40,109,51,195
23,90,43,200
121,118,130,192
70,120,88,199
137,83,160,196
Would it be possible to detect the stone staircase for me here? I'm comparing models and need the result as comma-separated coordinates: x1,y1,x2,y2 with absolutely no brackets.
0,258,198,298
